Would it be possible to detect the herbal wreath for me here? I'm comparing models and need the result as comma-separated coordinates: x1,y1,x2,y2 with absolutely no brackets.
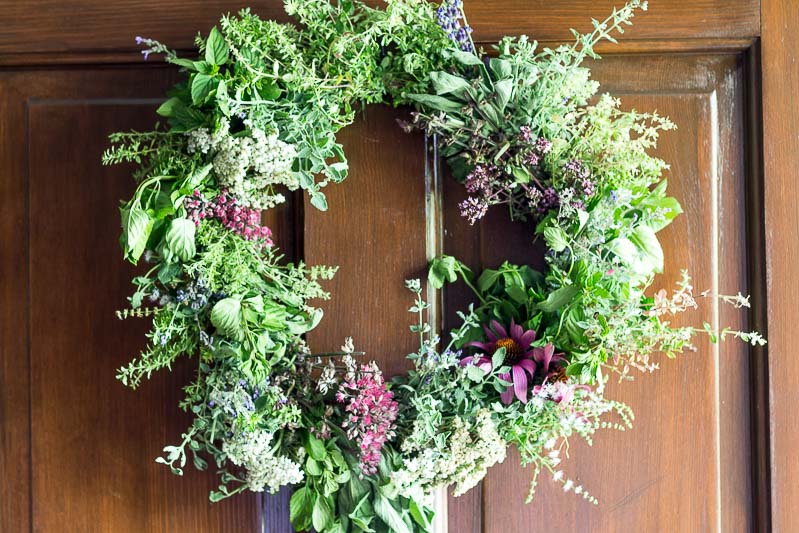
104,1,765,531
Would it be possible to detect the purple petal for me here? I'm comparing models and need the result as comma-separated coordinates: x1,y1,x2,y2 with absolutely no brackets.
519,329,536,349
458,356,474,367
510,319,524,343
465,340,494,352
478,361,493,372
534,344,556,374
513,366,528,403
499,372,514,404
490,320,508,339
482,324,498,342
517,359,536,377
500,387,514,404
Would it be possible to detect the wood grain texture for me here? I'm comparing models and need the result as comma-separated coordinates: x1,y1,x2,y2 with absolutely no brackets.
0,0,759,56
0,67,264,532
303,106,428,376
762,0,799,531
440,52,754,533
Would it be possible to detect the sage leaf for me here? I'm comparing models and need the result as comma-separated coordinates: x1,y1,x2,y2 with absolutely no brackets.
430,71,472,97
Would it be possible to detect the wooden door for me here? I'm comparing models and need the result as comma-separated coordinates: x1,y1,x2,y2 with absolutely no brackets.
1,1,795,532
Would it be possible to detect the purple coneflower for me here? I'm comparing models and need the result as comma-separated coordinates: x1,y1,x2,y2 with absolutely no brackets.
460,320,564,404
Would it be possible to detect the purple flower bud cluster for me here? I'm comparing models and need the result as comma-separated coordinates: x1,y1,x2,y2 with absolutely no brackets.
464,163,497,194
436,0,474,52
518,128,553,167
538,187,560,214
562,159,595,197
459,196,489,225
184,190,273,247
175,276,212,311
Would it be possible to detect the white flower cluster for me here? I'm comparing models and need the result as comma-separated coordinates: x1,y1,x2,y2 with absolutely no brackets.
223,429,303,493
393,409,506,501
186,119,298,210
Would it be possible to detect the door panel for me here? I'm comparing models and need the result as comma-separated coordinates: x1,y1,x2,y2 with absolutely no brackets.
7,68,263,532
0,2,775,533
443,52,753,532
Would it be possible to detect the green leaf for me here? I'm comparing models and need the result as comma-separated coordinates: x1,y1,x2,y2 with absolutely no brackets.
156,97,183,118
167,57,197,71
430,71,472,97
306,457,323,476
543,226,569,252
630,225,664,273
406,93,463,113
536,285,579,312
310,191,329,211
191,73,217,106
165,218,196,261
307,432,327,461
409,499,431,529
491,346,506,369
466,364,486,382
489,57,512,79
325,161,348,183
577,210,590,233
428,255,459,289
312,494,333,532
502,270,527,304
120,203,153,263
607,237,638,265
290,487,312,524
374,493,411,533
256,81,281,100
510,165,533,184
210,298,243,339
181,163,213,195
444,48,484,66
205,27,229,65
493,79,513,112
477,268,501,292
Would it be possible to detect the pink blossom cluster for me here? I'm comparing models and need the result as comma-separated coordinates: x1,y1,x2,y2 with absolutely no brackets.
336,364,398,476
184,190,273,246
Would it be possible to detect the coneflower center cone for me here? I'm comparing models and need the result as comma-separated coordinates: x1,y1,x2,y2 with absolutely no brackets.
494,338,524,364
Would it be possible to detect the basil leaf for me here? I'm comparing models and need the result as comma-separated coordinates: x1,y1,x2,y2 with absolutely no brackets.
191,73,217,106
631,224,664,272
120,204,152,263
374,492,412,533
536,285,578,313
205,27,229,65
312,494,333,532
307,432,327,461
428,255,459,289
165,218,196,261
210,298,243,340
289,487,312,524
543,226,569,252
